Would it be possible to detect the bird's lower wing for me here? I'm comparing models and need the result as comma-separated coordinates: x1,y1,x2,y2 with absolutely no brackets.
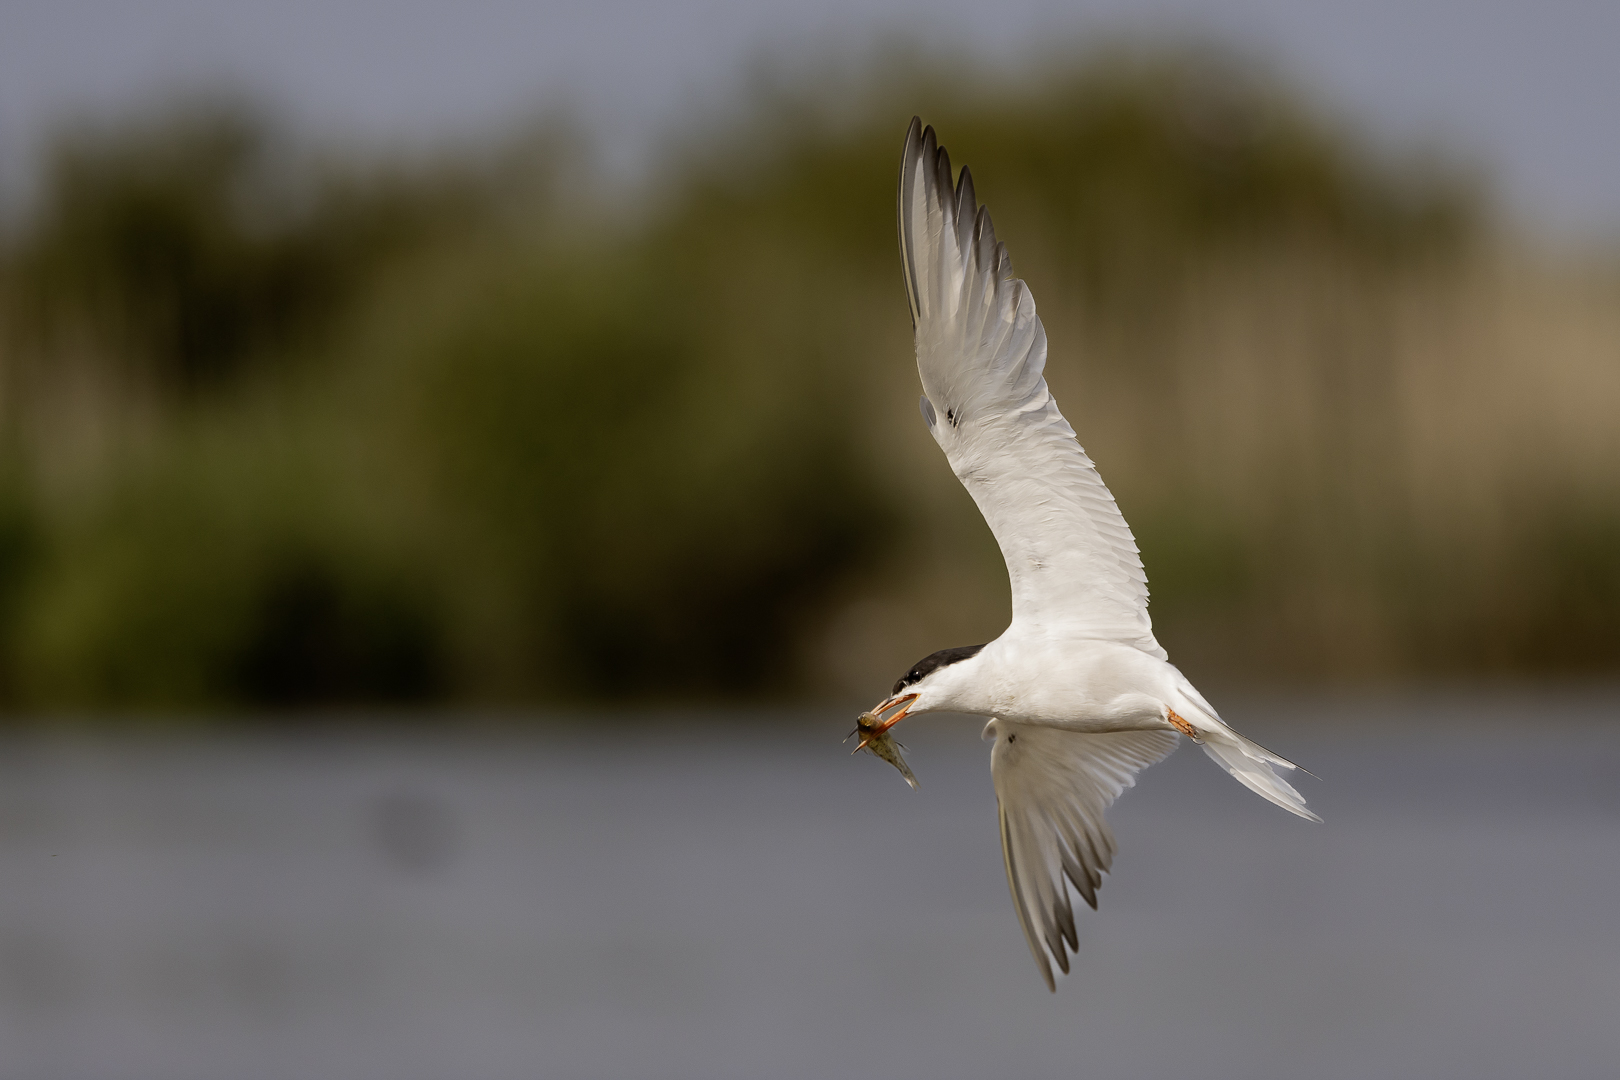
986,721,1179,991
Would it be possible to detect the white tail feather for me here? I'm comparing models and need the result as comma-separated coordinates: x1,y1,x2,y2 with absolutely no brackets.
1198,730,1322,822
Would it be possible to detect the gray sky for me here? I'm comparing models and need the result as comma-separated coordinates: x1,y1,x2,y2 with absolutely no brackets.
3,0,1618,234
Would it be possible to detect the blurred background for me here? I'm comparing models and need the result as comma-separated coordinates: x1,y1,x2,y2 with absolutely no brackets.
0,2,1616,1078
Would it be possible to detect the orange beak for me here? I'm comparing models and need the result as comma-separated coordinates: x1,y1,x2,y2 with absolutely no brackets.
869,692,919,733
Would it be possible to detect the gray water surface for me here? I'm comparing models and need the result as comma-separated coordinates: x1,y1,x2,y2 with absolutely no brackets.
1,691,1617,1080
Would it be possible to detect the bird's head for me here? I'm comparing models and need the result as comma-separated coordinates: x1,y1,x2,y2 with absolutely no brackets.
865,643,988,733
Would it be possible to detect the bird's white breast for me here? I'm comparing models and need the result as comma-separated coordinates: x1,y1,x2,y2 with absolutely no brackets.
961,633,1175,730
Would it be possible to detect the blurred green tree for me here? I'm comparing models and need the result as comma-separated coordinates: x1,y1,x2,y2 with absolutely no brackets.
0,48,1613,716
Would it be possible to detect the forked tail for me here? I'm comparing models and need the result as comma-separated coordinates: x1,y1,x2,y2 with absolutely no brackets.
1198,728,1321,822
1171,671,1321,822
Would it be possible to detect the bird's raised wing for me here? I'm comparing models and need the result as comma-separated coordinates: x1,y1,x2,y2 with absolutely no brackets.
899,118,1162,656
986,720,1179,990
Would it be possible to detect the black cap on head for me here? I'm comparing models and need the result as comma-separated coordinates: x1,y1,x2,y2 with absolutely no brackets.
893,644,986,696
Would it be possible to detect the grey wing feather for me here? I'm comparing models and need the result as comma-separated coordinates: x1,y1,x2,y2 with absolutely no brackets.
899,117,1163,655
987,721,1179,991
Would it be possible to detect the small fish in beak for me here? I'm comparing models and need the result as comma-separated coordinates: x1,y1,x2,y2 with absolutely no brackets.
848,710,919,790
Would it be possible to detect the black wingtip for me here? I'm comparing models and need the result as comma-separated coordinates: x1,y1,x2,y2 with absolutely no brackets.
899,118,931,329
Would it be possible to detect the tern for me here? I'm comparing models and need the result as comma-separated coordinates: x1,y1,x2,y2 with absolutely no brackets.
858,118,1320,992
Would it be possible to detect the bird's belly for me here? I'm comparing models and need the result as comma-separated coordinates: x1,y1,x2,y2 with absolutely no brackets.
978,639,1172,731
990,698,1168,732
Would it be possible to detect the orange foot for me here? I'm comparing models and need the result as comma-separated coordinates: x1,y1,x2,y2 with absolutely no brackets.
1166,708,1202,742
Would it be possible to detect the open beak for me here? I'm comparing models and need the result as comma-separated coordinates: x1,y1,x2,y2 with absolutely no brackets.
868,692,919,733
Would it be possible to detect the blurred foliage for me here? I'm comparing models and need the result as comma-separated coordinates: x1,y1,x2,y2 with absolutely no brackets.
0,47,1614,715
6,105,489,395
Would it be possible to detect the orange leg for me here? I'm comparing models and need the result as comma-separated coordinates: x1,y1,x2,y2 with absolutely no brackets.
1166,708,1201,741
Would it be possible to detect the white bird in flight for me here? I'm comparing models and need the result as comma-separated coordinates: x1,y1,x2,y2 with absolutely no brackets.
856,118,1321,992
